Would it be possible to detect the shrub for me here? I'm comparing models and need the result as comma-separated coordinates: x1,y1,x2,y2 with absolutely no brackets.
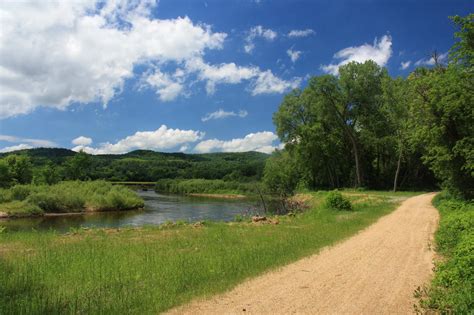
0,181,144,214
9,185,35,201
421,193,474,313
435,210,474,254
325,190,353,211
0,200,43,217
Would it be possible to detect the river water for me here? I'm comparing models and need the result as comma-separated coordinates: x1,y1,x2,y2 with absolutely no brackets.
0,190,258,232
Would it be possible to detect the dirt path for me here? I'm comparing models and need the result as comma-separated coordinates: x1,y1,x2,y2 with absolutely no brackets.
167,193,439,315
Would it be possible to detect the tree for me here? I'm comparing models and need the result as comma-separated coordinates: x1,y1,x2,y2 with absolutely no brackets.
33,162,61,185
4,155,33,185
64,151,92,180
449,14,474,68
263,150,300,197
0,159,12,188
408,65,473,198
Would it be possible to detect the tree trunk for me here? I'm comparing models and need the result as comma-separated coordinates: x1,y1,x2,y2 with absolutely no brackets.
349,136,362,187
393,146,403,192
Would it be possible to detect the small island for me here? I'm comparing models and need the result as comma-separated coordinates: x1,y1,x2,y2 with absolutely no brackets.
0,178,144,218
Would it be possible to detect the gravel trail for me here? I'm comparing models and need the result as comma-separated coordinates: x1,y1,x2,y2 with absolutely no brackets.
167,193,439,314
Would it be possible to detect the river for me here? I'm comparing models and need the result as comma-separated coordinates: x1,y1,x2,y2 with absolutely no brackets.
0,190,259,232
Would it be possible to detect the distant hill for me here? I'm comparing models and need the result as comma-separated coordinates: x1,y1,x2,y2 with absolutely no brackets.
0,148,269,182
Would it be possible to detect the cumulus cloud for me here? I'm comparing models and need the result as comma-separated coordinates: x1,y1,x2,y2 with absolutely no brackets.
321,35,393,75
72,136,92,146
287,49,302,63
0,143,33,153
251,71,301,95
72,125,204,154
0,0,226,118
287,29,315,38
415,52,448,66
0,134,56,147
244,25,277,54
186,58,259,94
201,109,248,122
143,69,184,101
400,61,411,70
186,57,299,95
194,131,279,154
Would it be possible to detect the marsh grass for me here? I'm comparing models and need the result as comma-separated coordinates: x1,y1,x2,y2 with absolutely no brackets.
1,191,405,314
0,181,144,216
155,178,258,195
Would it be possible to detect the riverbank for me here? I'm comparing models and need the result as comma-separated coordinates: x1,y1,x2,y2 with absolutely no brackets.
0,190,415,314
0,181,144,218
188,193,247,199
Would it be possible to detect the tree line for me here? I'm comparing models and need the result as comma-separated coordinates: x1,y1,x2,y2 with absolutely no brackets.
0,149,267,187
264,14,473,199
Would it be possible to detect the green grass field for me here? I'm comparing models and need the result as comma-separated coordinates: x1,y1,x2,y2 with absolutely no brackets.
0,191,413,314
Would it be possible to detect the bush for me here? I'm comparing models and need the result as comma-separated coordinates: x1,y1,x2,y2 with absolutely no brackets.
435,210,474,254
0,181,144,214
9,185,35,201
0,200,43,217
421,193,474,312
155,179,256,194
325,190,353,211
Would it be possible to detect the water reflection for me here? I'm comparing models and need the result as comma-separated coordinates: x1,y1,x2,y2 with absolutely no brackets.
0,191,256,232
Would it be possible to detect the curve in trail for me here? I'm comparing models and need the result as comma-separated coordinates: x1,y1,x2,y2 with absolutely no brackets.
167,193,439,315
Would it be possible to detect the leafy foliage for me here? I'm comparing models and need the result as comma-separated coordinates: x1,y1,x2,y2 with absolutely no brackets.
155,178,257,194
325,190,353,211
0,149,268,186
421,193,474,313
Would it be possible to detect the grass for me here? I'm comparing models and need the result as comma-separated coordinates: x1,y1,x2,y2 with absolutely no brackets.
0,181,144,216
0,200,43,217
419,192,473,313
0,191,411,314
155,178,258,195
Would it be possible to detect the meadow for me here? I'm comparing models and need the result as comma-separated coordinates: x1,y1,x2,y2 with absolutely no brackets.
0,191,410,314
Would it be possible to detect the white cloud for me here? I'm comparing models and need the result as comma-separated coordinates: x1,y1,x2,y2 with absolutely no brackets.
0,0,226,118
244,25,277,54
400,61,411,70
0,134,56,147
321,35,393,75
194,131,279,154
414,52,448,66
251,71,301,95
72,125,204,154
186,57,299,95
287,29,315,38
201,109,248,122
0,143,33,153
144,69,184,101
72,136,92,146
186,58,259,94
287,49,302,63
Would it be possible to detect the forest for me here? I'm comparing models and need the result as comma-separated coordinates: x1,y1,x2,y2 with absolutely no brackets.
0,148,267,187
264,14,473,200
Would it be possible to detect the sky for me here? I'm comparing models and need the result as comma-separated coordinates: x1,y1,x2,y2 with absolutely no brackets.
0,0,471,154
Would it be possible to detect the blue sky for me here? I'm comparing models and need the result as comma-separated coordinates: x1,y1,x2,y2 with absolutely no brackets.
0,0,471,154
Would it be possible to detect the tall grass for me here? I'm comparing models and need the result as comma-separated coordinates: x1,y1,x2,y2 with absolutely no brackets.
0,191,402,314
155,178,258,195
0,181,144,216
